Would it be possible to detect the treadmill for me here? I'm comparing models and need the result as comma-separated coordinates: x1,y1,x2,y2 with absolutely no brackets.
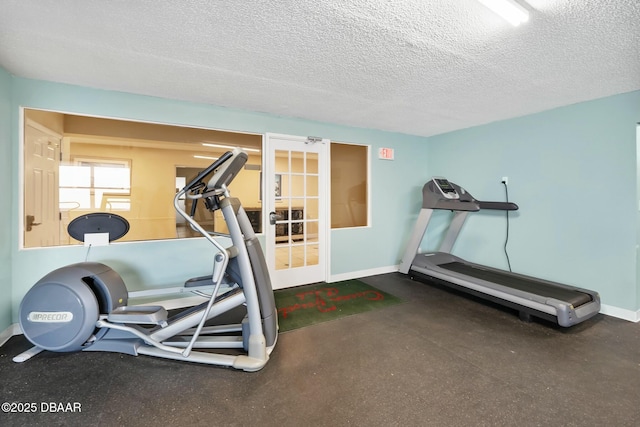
399,177,600,327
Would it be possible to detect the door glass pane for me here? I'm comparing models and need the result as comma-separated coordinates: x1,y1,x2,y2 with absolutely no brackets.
275,207,289,243
306,244,319,266
290,199,304,215
306,221,319,243
275,150,289,173
291,221,304,242
278,173,289,198
307,153,318,174
306,198,318,220
307,175,318,197
291,151,304,173
291,244,305,268
275,246,290,270
294,211,304,224
291,175,304,197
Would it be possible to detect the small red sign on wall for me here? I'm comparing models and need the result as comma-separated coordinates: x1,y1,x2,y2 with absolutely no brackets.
378,147,394,160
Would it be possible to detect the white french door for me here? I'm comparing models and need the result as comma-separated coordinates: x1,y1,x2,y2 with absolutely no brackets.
265,133,328,289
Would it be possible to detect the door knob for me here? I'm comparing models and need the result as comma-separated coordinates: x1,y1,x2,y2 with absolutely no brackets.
269,211,282,225
26,215,41,232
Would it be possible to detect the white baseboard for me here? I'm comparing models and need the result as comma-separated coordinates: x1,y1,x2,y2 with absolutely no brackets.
600,304,640,323
329,265,399,283
0,323,22,347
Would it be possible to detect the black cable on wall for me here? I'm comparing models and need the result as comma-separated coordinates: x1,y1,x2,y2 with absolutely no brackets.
503,182,512,272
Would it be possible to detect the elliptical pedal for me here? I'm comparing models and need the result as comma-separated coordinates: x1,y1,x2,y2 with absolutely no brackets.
107,305,168,326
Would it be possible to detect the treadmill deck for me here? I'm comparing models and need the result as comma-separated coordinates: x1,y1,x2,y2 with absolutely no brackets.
439,261,592,307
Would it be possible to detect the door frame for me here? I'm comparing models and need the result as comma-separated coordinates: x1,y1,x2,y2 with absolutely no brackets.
263,133,331,289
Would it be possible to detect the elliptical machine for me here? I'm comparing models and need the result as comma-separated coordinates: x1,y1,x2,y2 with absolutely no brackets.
15,148,278,371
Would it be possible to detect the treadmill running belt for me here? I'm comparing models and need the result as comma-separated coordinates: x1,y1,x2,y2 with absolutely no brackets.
439,262,592,307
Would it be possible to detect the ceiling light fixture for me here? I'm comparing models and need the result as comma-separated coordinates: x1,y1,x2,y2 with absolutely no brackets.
194,155,218,160
202,143,261,153
478,0,529,26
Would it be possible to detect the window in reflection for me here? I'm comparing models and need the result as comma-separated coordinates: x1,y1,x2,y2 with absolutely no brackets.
60,159,131,211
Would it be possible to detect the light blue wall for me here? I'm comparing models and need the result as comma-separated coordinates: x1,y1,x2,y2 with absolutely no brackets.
8,77,428,322
0,67,12,331
426,91,640,311
6,74,639,327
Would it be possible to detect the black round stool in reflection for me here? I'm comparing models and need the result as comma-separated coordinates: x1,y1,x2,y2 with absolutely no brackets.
67,213,130,242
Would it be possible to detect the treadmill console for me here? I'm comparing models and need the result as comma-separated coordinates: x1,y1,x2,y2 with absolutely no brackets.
432,177,459,199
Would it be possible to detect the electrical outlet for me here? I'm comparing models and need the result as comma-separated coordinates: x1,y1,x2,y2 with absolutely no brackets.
501,176,508,185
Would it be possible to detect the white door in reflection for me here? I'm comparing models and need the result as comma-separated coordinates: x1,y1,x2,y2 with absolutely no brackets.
24,121,61,248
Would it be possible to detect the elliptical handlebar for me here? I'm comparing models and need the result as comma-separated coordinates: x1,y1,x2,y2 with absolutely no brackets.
173,148,248,241
183,150,234,193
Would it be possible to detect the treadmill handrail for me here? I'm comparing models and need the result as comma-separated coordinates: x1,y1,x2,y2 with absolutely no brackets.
478,201,519,211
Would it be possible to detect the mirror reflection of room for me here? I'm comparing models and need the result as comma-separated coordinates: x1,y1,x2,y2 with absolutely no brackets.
23,108,262,247
23,109,370,249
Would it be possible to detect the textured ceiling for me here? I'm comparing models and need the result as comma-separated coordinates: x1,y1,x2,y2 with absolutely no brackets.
0,0,638,137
